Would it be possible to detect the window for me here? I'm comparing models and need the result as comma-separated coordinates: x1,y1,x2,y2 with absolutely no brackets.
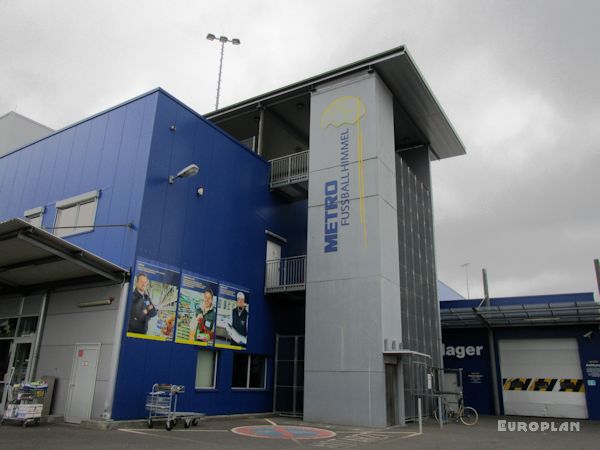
24,206,45,228
232,354,267,389
195,349,218,389
54,190,99,237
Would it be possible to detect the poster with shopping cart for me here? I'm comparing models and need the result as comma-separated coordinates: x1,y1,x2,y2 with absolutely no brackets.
214,284,250,350
126,258,179,341
175,271,218,346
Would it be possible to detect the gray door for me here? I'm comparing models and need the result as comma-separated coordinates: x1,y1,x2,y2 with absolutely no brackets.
385,363,397,426
65,343,100,423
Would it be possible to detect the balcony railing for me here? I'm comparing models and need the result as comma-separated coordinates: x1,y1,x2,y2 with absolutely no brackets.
269,150,309,189
265,255,307,294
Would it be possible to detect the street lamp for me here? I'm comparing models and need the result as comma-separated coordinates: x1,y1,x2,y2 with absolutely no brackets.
206,33,241,110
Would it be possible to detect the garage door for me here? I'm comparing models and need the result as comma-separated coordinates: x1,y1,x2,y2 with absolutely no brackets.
498,338,588,419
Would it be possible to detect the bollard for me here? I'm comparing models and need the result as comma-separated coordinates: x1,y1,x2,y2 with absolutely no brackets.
438,396,443,429
417,397,422,434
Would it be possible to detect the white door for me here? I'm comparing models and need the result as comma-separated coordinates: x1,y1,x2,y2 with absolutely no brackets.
265,240,282,288
65,344,100,424
499,338,588,419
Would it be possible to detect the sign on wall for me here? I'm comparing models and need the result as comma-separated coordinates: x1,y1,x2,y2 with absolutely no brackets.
126,259,179,341
126,259,251,349
215,284,250,350
320,96,368,253
175,271,219,346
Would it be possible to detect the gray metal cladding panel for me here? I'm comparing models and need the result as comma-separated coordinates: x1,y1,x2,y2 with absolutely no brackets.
91,380,108,419
96,344,113,382
42,309,117,346
304,370,387,427
36,345,73,415
22,295,44,316
46,286,121,316
305,277,384,372
0,296,21,317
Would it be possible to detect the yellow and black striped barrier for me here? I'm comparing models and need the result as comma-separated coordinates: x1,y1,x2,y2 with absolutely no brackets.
502,378,584,392
558,379,584,392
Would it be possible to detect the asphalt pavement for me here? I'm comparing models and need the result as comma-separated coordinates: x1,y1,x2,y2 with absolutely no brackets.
0,415,598,450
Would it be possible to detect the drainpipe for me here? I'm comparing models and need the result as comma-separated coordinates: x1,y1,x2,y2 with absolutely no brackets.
29,291,49,380
483,269,501,416
102,281,129,419
594,259,600,301
257,106,265,157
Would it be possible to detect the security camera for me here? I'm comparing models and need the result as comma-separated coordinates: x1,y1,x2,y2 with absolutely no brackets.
583,331,593,339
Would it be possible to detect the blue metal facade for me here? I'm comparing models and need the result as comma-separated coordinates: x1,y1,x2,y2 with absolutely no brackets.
441,293,600,420
0,89,308,419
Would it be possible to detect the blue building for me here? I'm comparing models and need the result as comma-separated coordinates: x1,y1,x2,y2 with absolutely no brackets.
0,47,466,426
440,293,600,420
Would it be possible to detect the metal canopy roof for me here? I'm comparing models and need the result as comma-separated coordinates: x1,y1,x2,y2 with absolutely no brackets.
0,218,128,295
441,302,600,328
206,46,466,161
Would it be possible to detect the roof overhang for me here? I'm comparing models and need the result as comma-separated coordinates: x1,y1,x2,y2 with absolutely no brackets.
441,302,600,328
0,218,129,296
206,46,466,160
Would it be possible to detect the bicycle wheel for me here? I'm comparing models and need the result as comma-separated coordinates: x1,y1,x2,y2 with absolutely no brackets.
460,406,478,426
433,407,445,424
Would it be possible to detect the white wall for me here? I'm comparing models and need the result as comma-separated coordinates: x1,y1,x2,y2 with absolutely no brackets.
36,284,123,419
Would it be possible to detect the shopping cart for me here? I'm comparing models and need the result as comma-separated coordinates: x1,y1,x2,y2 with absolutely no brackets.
1,380,48,427
145,383,204,431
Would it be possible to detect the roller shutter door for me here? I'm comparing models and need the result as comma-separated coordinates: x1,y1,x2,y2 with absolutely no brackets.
498,338,588,418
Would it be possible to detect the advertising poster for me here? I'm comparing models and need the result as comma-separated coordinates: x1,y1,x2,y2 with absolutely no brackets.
215,284,250,350
175,271,219,346
126,259,179,341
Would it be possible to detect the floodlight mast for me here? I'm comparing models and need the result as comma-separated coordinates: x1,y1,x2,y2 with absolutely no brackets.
206,33,241,110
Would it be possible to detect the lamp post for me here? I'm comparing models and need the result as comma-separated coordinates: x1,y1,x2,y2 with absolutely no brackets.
206,33,241,110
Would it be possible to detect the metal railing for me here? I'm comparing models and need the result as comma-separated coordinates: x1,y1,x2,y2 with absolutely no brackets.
265,255,307,293
269,150,309,189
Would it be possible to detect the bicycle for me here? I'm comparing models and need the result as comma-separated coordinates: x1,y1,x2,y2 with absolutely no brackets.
433,394,478,426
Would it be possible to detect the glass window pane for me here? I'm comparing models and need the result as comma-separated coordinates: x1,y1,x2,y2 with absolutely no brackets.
0,318,18,338
55,205,77,237
195,349,217,388
249,355,266,388
27,214,43,228
17,317,38,337
232,353,249,388
76,200,97,232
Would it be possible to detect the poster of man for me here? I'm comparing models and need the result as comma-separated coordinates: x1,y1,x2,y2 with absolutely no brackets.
215,284,249,350
175,271,219,346
127,259,179,341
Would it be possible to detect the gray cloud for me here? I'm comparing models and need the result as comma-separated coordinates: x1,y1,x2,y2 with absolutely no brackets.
1,0,598,298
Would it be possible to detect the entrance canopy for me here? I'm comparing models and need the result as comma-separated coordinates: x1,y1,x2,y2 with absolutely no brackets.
441,301,600,328
0,218,128,295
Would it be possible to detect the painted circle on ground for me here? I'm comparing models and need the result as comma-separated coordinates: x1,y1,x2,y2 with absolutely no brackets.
231,425,336,440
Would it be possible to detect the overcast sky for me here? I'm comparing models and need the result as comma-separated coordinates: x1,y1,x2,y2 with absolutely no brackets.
1,0,598,299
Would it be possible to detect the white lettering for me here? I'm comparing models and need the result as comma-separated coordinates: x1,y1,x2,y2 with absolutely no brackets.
498,420,507,431
442,344,484,359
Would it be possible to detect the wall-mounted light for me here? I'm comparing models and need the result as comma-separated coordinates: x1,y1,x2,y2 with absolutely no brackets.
169,164,199,184
78,297,114,308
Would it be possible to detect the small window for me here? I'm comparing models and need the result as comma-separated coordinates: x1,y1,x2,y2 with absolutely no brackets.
232,354,267,389
195,349,218,389
17,317,38,337
24,206,45,229
54,190,99,237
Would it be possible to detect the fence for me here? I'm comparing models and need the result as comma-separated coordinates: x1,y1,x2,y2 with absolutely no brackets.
269,151,309,189
265,255,307,293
